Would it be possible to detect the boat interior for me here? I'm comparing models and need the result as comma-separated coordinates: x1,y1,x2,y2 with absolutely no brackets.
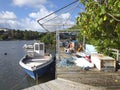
23,54,51,66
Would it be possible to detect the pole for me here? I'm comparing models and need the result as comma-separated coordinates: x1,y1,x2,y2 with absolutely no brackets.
117,50,119,61
56,30,60,60
83,35,85,50
36,73,38,84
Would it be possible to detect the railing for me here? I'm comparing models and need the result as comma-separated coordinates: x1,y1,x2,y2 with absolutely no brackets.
110,48,120,61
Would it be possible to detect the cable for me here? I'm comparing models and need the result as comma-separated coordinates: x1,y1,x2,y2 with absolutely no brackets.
37,0,79,32
41,2,79,25
37,0,79,22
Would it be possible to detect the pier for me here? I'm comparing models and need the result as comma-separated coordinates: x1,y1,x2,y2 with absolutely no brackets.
23,47,120,90
23,78,106,90
56,47,120,89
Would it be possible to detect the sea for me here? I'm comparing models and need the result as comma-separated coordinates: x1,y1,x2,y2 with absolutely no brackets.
0,41,55,90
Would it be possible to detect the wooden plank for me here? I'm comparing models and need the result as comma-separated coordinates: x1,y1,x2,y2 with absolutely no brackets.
23,78,111,90
23,87,34,90
58,78,106,90
33,85,43,90
112,52,120,55
45,80,60,90
55,79,79,90
38,83,51,90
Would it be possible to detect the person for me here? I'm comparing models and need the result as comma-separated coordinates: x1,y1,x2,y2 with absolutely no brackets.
69,42,74,53
77,43,84,52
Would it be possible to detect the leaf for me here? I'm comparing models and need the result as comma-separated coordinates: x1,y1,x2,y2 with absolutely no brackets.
94,23,98,28
76,0,120,54
118,2,120,7
100,6,106,15
98,18,103,25
110,20,113,23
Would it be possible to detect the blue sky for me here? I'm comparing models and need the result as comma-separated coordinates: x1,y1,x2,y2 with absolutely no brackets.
0,0,84,32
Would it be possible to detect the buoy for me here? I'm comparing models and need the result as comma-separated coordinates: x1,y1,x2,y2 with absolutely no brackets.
4,53,7,55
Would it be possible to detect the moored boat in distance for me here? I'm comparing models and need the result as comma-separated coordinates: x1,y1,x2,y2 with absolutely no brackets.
19,42,53,79
23,44,34,49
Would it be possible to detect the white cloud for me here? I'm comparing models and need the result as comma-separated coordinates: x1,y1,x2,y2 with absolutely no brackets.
29,6,53,19
12,0,47,8
19,18,40,31
28,7,75,31
0,19,19,29
0,17,40,31
0,6,75,32
0,10,41,31
61,13,71,19
0,11,18,29
0,11,17,19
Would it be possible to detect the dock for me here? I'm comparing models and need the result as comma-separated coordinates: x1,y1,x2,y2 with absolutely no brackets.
56,47,120,89
23,78,106,90
23,47,120,90
57,66,120,89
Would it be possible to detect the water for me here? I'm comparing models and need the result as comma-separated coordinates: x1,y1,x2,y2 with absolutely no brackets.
0,41,55,90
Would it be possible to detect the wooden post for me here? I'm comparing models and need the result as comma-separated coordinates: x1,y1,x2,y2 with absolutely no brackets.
36,73,38,84
117,50,119,61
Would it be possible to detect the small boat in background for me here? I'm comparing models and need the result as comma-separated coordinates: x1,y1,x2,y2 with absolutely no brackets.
19,42,53,79
23,44,33,49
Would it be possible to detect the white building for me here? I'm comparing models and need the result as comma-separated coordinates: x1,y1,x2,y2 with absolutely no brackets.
0,28,9,32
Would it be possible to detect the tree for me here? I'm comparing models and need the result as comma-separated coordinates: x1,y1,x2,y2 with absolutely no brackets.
40,32,56,47
77,0,120,55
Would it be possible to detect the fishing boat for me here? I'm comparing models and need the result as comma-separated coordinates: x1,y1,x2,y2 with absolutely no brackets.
23,44,33,49
19,42,53,79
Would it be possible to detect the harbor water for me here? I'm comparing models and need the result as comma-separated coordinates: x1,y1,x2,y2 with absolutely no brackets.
0,41,55,90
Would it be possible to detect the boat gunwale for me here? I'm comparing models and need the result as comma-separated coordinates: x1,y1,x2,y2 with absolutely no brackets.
19,54,53,71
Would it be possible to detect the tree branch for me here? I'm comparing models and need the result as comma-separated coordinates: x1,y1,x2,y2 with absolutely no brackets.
107,13,120,22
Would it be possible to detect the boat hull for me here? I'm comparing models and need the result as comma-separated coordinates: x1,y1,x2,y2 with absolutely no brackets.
19,55,53,80
22,62,52,79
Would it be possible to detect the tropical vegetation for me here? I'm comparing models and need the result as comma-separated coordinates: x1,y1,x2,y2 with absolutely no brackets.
40,32,56,47
76,0,120,55
0,29,56,48
0,29,40,40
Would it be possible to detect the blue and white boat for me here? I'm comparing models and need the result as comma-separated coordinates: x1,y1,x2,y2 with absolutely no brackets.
19,42,53,79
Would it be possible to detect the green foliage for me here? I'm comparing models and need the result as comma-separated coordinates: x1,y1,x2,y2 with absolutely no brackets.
77,0,120,55
40,32,56,47
0,29,40,40
0,29,56,49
